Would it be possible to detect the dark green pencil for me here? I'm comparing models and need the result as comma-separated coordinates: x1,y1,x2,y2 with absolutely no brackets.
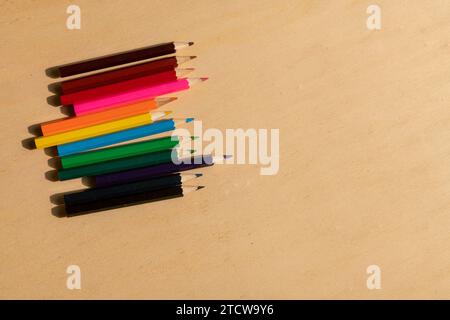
58,148,193,181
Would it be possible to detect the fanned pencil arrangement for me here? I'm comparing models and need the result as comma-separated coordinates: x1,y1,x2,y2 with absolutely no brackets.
32,42,221,217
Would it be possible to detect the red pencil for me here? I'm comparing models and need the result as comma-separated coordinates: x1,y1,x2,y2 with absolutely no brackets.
60,56,195,94
60,69,193,105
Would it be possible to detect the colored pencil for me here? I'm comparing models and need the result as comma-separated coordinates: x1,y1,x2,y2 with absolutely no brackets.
60,69,192,106
64,173,201,206
56,42,193,77
93,155,228,187
65,185,203,216
60,135,187,169
41,97,175,136
73,77,208,115
56,118,193,156
35,111,171,149
60,56,195,94
58,147,193,181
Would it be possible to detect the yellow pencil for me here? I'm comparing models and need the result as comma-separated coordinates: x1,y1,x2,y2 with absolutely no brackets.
34,111,171,149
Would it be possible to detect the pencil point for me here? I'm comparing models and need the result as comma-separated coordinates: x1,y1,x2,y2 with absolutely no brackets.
195,173,203,178
197,186,205,190
200,77,208,81
174,42,193,50
224,155,232,159
186,117,194,123
156,97,177,106
164,111,173,116
190,55,197,59
191,136,199,140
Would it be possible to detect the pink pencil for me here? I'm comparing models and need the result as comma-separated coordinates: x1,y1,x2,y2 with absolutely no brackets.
60,69,193,105
72,78,207,115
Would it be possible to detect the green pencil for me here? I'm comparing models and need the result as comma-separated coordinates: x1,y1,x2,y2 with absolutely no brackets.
58,148,193,181
60,136,180,169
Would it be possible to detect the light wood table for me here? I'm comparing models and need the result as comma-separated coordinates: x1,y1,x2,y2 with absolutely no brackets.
1,0,449,299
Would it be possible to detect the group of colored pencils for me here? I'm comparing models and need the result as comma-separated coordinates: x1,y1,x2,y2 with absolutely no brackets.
35,42,217,217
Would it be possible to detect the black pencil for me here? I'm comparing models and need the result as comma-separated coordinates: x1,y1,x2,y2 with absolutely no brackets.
64,173,201,207
55,42,193,77
65,185,204,216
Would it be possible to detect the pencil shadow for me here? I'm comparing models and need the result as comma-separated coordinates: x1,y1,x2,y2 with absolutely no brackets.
50,193,65,205
21,138,36,150
60,105,75,116
45,67,61,79
44,147,58,157
45,170,59,181
47,95,61,106
50,189,83,205
48,82,62,95
81,176,95,187
47,157,61,169
28,124,42,136
51,205,67,218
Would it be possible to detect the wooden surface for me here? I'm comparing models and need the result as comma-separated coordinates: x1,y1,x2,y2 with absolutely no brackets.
1,0,450,299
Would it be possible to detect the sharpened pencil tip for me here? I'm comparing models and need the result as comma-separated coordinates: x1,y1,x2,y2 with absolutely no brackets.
200,77,208,81
197,186,205,190
164,111,173,116
224,155,232,159
186,117,194,123
156,97,177,106
190,55,197,59
188,41,194,46
191,136,199,140
195,173,203,178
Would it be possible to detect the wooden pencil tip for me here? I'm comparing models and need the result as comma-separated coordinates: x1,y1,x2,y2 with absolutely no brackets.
164,111,173,116
156,97,177,106
195,173,203,178
186,118,194,123
200,77,208,81
197,186,205,190
188,42,194,46
190,55,197,59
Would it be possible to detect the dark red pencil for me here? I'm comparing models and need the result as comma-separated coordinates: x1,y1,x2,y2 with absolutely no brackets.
60,56,196,94
55,41,193,77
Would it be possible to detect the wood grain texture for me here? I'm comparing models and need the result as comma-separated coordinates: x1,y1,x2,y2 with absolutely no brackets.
1,0,449,299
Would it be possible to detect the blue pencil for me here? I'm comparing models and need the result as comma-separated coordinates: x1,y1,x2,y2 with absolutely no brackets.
57,118,193,156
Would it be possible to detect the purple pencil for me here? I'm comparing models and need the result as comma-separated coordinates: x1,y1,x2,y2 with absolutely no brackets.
93,155,228,187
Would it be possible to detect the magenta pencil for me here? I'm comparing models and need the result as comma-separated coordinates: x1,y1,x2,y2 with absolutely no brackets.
60,69,186,105
73,78,207,116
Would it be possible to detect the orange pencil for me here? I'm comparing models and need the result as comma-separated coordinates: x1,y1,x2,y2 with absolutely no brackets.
40,97,176,136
